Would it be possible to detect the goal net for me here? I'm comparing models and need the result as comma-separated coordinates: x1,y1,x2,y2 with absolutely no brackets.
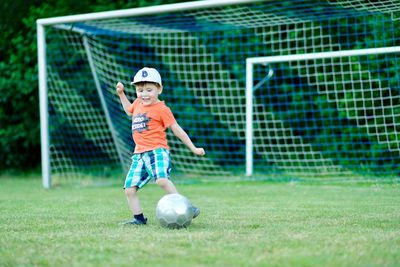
37,0,400,187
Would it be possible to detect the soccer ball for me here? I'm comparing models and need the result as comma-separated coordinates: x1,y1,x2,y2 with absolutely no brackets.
156,193,194,229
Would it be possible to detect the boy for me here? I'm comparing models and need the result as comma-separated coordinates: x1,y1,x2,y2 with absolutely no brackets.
116,67,205,225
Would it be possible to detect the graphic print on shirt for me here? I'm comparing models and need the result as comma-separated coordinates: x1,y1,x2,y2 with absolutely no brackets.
132,113,150,133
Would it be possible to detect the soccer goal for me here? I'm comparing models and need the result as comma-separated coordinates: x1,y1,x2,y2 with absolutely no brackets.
246,47,400,177
37,0,400,188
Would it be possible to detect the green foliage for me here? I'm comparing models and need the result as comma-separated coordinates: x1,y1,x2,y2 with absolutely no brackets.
0,1,41,169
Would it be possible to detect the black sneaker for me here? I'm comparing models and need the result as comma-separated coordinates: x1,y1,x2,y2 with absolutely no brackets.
121,218,147,225
192,206,200,219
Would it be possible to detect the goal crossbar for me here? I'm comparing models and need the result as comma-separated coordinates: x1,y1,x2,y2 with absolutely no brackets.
36,0,261,26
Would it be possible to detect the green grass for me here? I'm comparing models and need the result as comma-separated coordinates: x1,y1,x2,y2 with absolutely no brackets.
0,176,399,267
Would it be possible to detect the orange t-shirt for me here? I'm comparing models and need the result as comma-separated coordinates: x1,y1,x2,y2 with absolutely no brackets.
128,99,176,154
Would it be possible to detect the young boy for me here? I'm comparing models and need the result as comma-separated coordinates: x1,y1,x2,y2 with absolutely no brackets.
116,67,205,225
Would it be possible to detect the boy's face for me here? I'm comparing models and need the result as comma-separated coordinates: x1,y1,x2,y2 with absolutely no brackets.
135,82,162,106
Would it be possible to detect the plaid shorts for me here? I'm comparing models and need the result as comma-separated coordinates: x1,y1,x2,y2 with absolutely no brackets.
124,148,172,189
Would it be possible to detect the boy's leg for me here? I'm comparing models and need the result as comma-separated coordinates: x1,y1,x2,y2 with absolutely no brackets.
122,154,150,225
123,187,147,225
156,178,178,194
125,186,142,215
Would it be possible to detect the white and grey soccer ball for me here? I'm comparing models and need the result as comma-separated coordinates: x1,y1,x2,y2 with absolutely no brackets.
156,193,194,229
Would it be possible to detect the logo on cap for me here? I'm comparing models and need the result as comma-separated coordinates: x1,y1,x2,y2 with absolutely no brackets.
142,70,148,78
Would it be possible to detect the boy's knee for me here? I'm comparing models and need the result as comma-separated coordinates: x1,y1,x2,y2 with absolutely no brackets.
156,178,177,194
125,187,138,197
156,178,168,187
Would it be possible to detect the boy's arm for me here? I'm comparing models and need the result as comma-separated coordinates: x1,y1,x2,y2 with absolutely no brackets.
116,82,133,116
170,123,205,156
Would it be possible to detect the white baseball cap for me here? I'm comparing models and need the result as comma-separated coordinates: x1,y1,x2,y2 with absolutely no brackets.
131,67,162,85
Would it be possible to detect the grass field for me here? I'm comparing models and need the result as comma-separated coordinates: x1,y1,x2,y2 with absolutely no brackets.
0,175,399,267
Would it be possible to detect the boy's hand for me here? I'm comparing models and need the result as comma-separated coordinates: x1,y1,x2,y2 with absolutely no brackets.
116,82,124,94
193,147,205,156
